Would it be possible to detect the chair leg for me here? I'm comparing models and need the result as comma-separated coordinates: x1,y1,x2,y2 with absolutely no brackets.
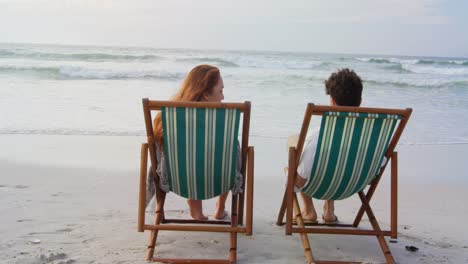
237,148,255,228
145,225,158,260
285,147,297,235
358,192,395,264
138,143,149,233
391,152,398,239
245,146,254,236
276,190,287,226
353,172,384,227
293,194,315,264
145,192,166,261
229,195,239,264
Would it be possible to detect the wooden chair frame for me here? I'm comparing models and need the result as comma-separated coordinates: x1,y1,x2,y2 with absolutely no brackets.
276,103,412,264
138,99,254,264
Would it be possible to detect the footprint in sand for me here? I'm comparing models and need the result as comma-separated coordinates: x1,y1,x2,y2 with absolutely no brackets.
158,238,177,245
17,219,33,223
35,252,75,264
56,228,73,233
81,237,96,244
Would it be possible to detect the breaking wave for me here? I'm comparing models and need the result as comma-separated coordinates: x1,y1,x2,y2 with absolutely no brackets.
0,65,184,80
0,48,161,62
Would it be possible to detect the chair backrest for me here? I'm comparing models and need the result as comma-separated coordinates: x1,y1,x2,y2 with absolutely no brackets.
298,104,411,200
142,99,251,200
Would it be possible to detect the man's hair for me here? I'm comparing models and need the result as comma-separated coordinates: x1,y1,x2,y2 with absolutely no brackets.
325,68,363,107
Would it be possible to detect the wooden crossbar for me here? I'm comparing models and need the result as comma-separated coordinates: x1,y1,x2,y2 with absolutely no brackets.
291,228,392,236
161,218,231,225
144,99,250,112
149,258,231,264
143,224,247,233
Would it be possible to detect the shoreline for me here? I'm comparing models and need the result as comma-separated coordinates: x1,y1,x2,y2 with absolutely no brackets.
2,132,468,146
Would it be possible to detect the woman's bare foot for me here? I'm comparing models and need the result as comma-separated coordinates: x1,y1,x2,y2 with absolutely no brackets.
190,211,208,220
323,200,337,223
301,210,317,222
214,209,229,220
188,199,208,220
214,192,229,220
299,193,317,222
322,213,338,223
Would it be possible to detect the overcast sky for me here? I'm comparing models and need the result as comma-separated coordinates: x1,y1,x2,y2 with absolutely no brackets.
1,0,467,57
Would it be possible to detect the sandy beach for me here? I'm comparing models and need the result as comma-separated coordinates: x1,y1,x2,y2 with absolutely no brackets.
2,0,468,263
1,134,467,263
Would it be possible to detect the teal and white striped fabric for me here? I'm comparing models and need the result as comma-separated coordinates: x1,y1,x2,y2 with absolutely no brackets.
301,112,401,200
161,107,241,200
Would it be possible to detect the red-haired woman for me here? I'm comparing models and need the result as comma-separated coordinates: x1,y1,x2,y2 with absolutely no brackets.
148,64,241,220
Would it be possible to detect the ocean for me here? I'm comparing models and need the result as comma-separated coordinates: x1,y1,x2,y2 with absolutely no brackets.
1,43,467,145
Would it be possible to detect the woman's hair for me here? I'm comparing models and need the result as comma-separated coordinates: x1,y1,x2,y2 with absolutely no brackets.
153,64,221,146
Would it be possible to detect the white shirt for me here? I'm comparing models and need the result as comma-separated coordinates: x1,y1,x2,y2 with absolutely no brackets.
297,130,320,180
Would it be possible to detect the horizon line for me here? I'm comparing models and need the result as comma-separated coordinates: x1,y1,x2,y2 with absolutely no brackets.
2,41,467,60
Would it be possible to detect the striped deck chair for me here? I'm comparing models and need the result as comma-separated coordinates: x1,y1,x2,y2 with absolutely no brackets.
137,99,254,264
276,103,412,264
